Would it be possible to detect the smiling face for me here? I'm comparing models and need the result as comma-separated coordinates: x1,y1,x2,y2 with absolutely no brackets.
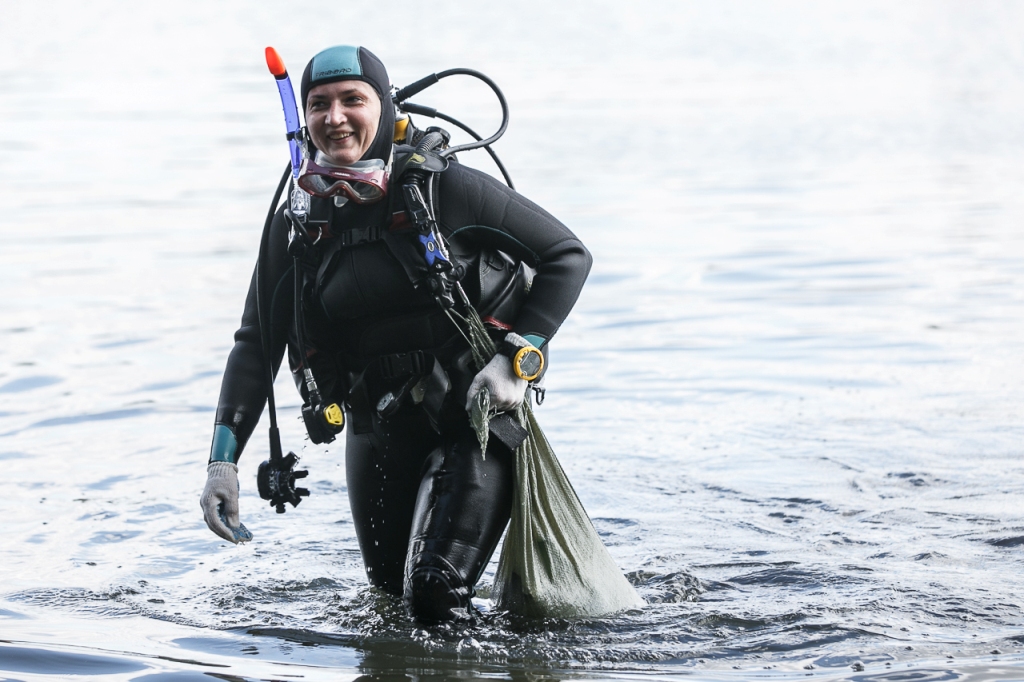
305,80,382,166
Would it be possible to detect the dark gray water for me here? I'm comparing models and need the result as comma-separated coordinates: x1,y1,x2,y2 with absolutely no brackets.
3,1,1024,680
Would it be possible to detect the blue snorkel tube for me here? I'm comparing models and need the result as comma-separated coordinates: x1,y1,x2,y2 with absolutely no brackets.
266,47,302,178
265,47,310,220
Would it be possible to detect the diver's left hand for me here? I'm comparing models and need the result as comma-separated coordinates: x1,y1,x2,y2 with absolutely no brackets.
466,352,528,413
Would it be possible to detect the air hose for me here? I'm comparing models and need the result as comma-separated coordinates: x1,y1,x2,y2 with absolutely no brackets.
256,163,292,462
254,167,311,514
394,68,514,188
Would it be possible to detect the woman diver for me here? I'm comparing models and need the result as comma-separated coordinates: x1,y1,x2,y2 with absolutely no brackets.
199,45,592,623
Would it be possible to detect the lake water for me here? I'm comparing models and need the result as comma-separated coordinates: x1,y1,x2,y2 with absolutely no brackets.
2,1,1024,680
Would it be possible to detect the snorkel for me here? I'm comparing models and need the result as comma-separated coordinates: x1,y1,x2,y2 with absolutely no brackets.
265,47,302,178
265,47,310,220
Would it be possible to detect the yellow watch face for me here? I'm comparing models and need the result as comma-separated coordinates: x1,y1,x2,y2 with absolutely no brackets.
513,346,544,381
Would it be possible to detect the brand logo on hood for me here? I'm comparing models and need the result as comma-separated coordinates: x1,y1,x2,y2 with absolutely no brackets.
315,67,354,78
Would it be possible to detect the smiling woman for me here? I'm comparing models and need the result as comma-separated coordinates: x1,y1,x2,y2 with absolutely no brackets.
305,80,381,166
198,44,593,624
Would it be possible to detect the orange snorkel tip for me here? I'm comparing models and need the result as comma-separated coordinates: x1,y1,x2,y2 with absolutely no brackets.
265,47,287,79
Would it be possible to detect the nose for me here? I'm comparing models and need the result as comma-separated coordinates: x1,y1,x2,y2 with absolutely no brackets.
325,100,347,126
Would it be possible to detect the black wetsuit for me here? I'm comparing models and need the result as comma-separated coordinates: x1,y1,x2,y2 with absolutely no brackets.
213,157,591,621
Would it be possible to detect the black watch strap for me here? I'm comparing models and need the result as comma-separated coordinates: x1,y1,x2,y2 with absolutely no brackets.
497,340,524,362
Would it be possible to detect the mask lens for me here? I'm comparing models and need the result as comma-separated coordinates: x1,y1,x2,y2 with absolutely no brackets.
297,160,388,204
347,181,384,203
297,173,334,197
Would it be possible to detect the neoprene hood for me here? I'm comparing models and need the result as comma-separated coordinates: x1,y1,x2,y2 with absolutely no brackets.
301,45,395,163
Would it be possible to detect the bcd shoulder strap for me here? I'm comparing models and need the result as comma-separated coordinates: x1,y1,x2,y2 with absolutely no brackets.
380,145,455,298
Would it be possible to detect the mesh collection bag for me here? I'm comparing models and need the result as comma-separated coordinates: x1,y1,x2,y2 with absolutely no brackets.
489,402,646,618
463,309,644,618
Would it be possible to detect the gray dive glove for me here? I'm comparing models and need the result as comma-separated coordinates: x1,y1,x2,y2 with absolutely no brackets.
200,461,252,544
465,332,533,413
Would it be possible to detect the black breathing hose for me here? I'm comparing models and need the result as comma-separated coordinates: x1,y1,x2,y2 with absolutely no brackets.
402,102,515,189
415,130,448,155
256,163,292,458
433,110,514,188
394,67,513,187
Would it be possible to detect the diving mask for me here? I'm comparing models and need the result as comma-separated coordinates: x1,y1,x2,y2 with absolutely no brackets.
297,154,389,204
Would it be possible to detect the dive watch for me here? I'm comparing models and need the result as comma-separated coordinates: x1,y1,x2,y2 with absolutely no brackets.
498,340,544,382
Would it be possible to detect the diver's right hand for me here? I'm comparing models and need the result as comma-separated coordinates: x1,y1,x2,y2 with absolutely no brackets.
200,461,249,544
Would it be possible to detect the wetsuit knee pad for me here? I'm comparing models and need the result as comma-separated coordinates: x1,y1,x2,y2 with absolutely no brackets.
404,554,474,624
